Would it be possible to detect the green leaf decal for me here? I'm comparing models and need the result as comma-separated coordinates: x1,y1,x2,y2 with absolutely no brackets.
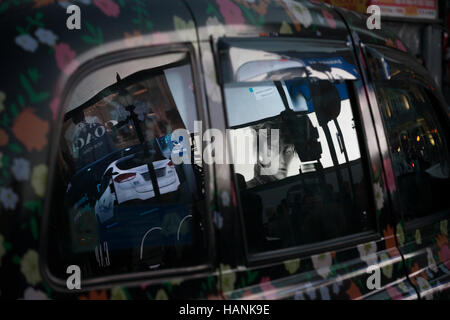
30,216,38,240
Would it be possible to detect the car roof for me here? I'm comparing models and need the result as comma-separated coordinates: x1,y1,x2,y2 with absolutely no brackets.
0,0,409,57
0,0,412,175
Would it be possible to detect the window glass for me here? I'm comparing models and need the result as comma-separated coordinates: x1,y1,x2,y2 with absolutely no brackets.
48,54,208,280
375,82,450,220
221,42,374,254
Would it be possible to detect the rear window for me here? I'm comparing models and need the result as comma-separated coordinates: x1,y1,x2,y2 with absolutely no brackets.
46,51,209,283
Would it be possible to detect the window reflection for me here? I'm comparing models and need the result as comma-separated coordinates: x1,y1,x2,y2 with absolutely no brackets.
376,83,450,220
49,59,207,278
224,77,373,253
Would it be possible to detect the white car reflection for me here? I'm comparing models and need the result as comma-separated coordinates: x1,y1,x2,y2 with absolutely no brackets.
94,154,180,224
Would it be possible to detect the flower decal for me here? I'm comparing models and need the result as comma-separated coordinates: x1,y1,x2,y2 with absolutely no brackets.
397,282,410,294
20,250,41,286
23,287,48,300
282,0,312,29
416,277,432,300
219,264,236,293
396,223,405,247
216,0,245,27
34,28,58,46
436,234,450,269
15,34,38,52
259,277,276,300
31,164,48,198
11,158,30,182
383,225,400,257
284,258,300,275
110,287,127,300
426,247,438,273
396,39,407,52
155,289,169,300
206,16,226,35
322,9,336,29
386,285,402,300
382,158,397,193
0,187,19,211
173,16,195,42
373,182,383,210
169,278,183,286
357,241,377,266
79,290,108,300
311,251,334,279
279,21,293,34
50,97,61,121
319,286,330,300
379,252,393,279
152,32,171,45
441,219,448,236
415,229,422,245
12,108,49,152
221,191,230,207
54,43,79,75
93,0,120,18
346,281,361,299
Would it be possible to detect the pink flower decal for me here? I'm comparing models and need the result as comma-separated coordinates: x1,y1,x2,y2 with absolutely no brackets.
93,0,120,18
386,286,402,300
442,245,450,269
396,39,407,52
436,234,450,269
259,277,276,300
322,10,336,29
216,0,245,26
382,158,397,193
152,32,171,45
54,43,79,75
50,97,60,121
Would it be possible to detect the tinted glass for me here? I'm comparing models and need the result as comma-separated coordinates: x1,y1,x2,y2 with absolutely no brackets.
375,82,450,220
220,40,374,254
47,55,208,279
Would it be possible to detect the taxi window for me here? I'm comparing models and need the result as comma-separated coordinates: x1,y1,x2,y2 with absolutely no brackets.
375,82,450,221
46,52,209,282
220,39,375,254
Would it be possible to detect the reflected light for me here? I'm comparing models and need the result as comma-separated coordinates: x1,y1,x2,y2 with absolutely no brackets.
402,95,410,110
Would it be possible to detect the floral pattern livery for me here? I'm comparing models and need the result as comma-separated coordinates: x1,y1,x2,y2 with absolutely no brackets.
0,0,444,301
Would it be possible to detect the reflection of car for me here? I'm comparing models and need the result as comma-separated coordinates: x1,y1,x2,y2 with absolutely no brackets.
95,154,180,223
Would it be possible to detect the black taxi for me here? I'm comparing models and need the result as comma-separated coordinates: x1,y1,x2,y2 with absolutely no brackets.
0,0,449,300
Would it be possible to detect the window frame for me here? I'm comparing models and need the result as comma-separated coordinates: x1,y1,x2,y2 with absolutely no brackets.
39,43,217,292
217,38,380,266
